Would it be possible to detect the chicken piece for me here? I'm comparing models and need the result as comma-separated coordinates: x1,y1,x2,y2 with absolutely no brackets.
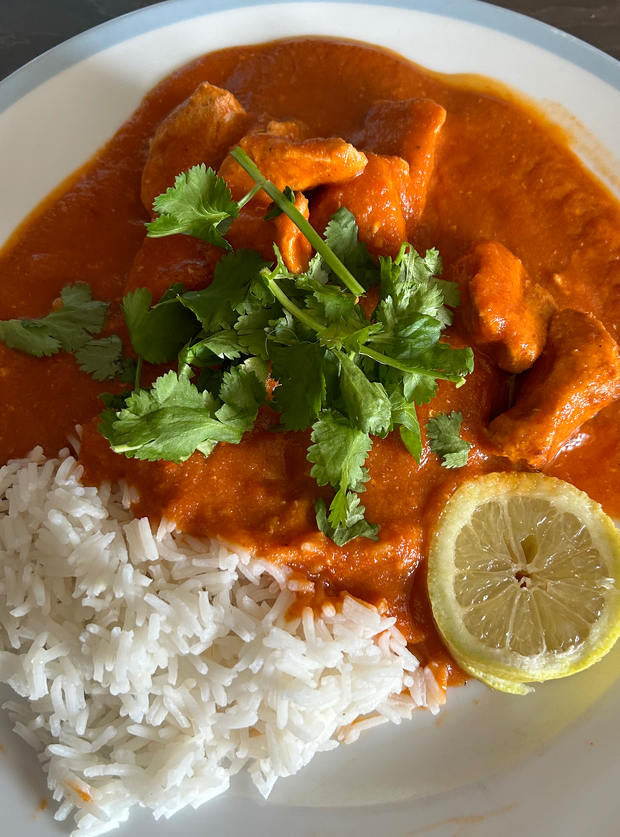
453,241,557,373
309,99,446,254
357,98,446,221
263,119,308,140
225,204,281,262
124,235,220,298
217,121,314,268
141,82,250,212
218,133,367,200
274,192,312,273
488,309,620,467
311,153,410,257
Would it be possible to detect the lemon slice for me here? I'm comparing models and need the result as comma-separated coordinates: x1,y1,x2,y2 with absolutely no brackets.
428,472,620,692
460,661,533,695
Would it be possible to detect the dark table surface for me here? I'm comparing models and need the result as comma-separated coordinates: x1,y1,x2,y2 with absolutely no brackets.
0,0,618,82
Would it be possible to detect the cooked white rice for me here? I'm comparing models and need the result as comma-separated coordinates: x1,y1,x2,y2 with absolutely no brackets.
0,448,444,836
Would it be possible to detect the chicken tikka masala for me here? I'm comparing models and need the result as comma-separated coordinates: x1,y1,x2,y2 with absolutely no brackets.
1,38,619,690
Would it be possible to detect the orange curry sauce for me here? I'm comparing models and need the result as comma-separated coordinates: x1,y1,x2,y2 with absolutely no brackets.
0,39,619,686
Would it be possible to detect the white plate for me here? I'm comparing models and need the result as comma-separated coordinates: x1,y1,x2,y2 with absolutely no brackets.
1,2,619,836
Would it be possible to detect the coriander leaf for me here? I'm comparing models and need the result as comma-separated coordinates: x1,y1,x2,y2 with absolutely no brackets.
266,252,378,353
307,410,372,505
199,330,246,361
99,390,132,411
98,406,119,442
426,411,471,469
178,339,219,371
118,357,138,384
179,250,269,332
305,252,329,285
99,152,476,547
192,357,267,398
422,247,442,274
44,284,109,351
264,185,295,219
368,243,469,385
316,317,382,354
196,365,225,395
122,287,199,364
269,342,326,430
370,304,442,360
322,207,378,289
437,278,461,309
400,425,422,462
75,335,125,381
0,283,108,358
158,282,186,304
235,307,279,358
178,328,246,373
329,486,365,531
320,348,342,407
315,494,379,546
304,278,359,323
413,342,474,381
201,330,245,360
100,370,247,463
338,353,392,436
215,364,266,434
402,372,438,405
0,320,59,357
387,385,422,461
146,164,239,249
241,356,269,386
309,382,380,545
266,310,308,347
379,245,457,327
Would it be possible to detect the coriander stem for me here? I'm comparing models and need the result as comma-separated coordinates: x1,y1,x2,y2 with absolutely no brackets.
264,275,464,385
264,274,325,333
237,183,262,210
134,356,143,391
359,346,464,383
178,353,191,379
230,147,366,297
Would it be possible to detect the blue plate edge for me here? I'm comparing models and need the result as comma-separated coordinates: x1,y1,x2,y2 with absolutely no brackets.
0,0,619,116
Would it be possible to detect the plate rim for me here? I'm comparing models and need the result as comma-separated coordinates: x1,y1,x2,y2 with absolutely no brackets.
1,0,619,117
0,3,619,836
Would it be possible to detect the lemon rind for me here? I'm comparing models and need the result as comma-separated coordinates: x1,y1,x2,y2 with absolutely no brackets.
428,473,620,689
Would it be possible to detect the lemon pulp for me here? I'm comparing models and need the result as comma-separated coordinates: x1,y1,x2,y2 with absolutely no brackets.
428,473,620,692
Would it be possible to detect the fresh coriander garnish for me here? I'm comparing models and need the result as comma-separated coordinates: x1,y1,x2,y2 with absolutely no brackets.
105,152,473,543
0,284,108,358
75,335,135,382
426,411,471,468
99,366,264,462
0,284,135,382
309,411,378,545
0,149,474,546
146,165,241,250
122,284,198,364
